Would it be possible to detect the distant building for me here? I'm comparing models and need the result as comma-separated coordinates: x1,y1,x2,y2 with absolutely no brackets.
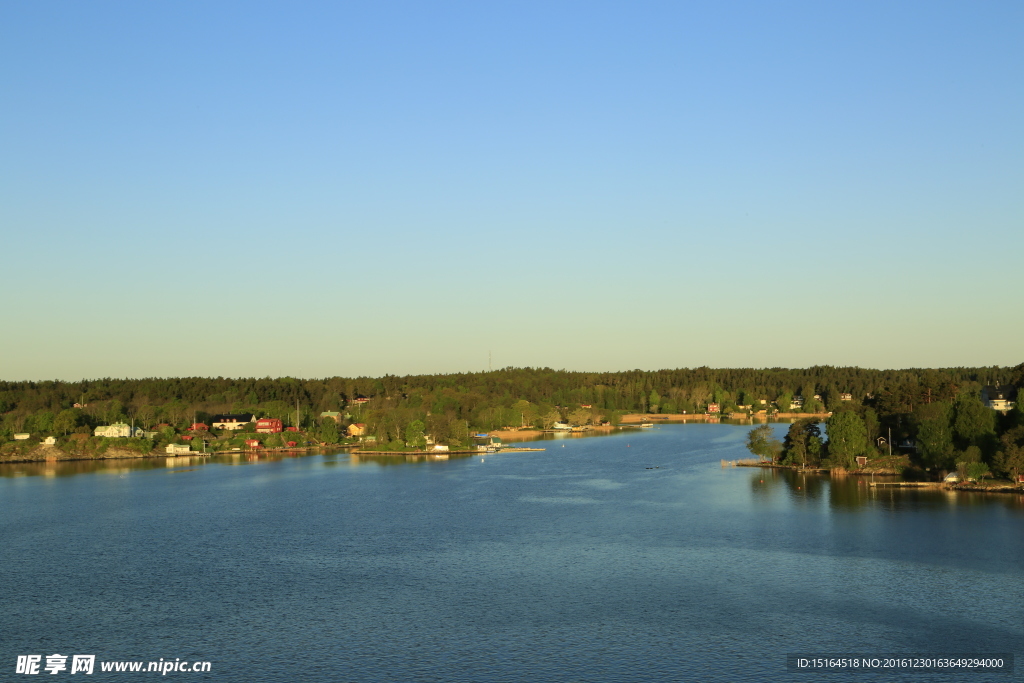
13,433,30,440
165,443,191,454
189,423,209,432
553,421,570,430
211,414,256,430
840,393,853,402
73,403,87,409
707,403,720,414
433,444,450,452
320,411,342,423
94,423,132,438
285,426,299,432
352,397,371,406
347,423,366,437
256,418,283,434
43,436,57,445
580,404,592,409
245,439,261,449
790,397,804,410
982,385,1015,412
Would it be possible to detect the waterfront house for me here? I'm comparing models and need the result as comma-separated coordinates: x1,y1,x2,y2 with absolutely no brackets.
211,414,256,430
553,421,570,430
347,423,367,437
982,385,1015,412
256,418,283,434
707,403,721,414
245,439,261,449
433,444,450,452
95,423,132,438
790,397,804,410
165,443,191,454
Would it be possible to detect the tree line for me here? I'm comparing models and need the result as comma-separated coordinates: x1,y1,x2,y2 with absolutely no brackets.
2,364,1021,454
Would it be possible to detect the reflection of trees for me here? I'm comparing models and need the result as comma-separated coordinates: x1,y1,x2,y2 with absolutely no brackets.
827,474,874,510
778,469,826,501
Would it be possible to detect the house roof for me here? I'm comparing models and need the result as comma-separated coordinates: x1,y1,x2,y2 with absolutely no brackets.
983,386,1012,401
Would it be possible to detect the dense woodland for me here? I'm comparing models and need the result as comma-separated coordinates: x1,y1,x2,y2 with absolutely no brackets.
2,365,1022,474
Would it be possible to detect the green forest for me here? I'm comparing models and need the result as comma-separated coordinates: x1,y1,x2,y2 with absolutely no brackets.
2,365,1022,475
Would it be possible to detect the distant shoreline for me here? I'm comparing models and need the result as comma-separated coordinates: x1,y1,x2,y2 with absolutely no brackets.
619,412,831,423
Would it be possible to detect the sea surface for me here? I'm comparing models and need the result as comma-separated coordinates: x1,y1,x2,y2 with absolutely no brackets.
2,424,1022,682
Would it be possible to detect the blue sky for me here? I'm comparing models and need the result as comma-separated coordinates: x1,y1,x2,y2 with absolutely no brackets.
1,1,1021,380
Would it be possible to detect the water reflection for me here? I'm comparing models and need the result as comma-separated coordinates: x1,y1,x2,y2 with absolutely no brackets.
348,452,476,467
0,449,481,478
749,468,1024,511
0,451,323,478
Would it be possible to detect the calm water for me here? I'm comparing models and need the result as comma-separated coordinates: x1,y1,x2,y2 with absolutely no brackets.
2,424,1022,682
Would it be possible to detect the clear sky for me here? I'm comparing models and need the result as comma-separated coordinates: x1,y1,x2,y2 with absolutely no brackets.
1,1,1021,381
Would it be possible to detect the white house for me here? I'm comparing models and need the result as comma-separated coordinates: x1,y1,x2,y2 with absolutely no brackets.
553,421,570,430
982,385,1015,412
94,423,132,438
43,436,57,445
210,414,256,430
165,443,191,454
13,433,30,440
432,444,450,452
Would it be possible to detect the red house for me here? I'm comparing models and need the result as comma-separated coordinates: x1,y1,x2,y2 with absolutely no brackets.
286,441,297,447
181,435,194,441
286,426,299,432
245,439,261,449
256,418,283,434
707,403,721,413
189,423,209,432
